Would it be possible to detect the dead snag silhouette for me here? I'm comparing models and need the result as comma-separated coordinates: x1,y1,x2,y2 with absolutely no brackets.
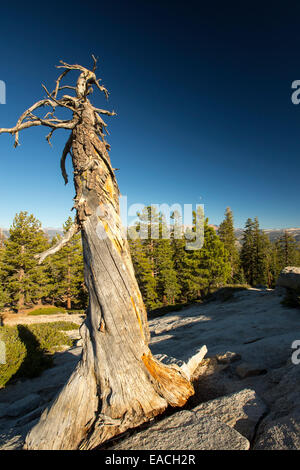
0,57,207,450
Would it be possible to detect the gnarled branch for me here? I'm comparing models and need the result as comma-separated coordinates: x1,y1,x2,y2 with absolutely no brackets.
35,223,79,264
91,54,98,73
60,132,73,185
56,60,91,74
0,104,78,147
5,99,56,147
41,84,81,117
93,107,116,116
52,69,72,99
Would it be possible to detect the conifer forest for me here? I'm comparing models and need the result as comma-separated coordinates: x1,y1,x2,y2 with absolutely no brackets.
1,206,299,313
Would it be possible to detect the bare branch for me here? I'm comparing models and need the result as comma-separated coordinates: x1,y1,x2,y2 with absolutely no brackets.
46,128,56,146
55,59,111,101
37,119,77,129
42,84,81,116
94,79,109,99
91,55,98,72
0,91,80,147
57,85,77,92
56,60,89,74
60,94,81,105
0,117,77,148
44,110,56,120
35,223,79,264
52,69,72,99
0,120,50,147
93,107,116,116
180,346,208,380
94,112,107,129
86,85,94,96
60,133,73,184
11,99,56,147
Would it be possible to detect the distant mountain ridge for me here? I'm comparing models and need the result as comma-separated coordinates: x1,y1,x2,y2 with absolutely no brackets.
233,227,300,243
0,228,63,240
1,226,300,242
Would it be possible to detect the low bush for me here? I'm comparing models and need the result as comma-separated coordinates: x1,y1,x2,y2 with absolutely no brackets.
0,322,75,388
13,325,54,380
47,321,80,331
0,326,26,388
66,309,85,315
26,324,73,352
28,306,67,316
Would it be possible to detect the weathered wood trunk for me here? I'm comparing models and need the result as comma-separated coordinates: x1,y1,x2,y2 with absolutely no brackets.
24,100,196,450
0,59,207,450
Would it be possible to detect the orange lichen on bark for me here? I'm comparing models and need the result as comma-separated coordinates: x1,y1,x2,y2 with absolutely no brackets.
103,176,115,200
141,352,194,407
111,235,123,255
100,219,123,255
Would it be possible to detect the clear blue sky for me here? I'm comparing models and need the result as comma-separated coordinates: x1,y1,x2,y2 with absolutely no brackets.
1,0,300,229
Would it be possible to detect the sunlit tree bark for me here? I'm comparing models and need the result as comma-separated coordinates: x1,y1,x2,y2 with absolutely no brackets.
0,57,207,450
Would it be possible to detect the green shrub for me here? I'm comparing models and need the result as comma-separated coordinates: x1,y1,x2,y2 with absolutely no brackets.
26,324,73,352
0,326,26,388
14,325,53,379
28,307,67,316
46,321,80,331
0,322,75,388
66,309,85,315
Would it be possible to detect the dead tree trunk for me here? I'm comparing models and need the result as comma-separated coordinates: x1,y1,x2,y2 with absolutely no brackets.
0,58,207,450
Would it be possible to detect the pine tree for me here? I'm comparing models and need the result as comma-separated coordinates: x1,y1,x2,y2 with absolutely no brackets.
218,207,240,283
240,217,271,286
129,207,180,308
128,206,159,309
179,207,205,300
0,285,8,311
0,244,9,309
198,219,231,295
136,205,160,279
260,232,274,288
1,212,50,309
170,210,186,301
275,231,299,270
252,217,268,285
128,237,158,310
155,214,180,305
240,218,255,285
181,212,231,300
47,217,86,309
0,229,5,249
